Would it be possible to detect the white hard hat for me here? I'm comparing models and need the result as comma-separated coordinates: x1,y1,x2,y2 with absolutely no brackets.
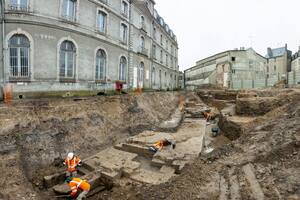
67,152,74,160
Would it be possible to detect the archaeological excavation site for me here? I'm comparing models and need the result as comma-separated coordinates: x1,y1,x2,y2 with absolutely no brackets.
0,88,299,200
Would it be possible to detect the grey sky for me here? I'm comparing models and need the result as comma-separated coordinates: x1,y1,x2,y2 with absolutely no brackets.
155,0,300,71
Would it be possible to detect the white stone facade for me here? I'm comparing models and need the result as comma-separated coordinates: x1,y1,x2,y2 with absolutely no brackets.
0,0,179,98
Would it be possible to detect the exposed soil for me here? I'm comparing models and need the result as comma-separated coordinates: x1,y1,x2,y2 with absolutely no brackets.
1,89,300,200
0,92,181,200
93,89,300,200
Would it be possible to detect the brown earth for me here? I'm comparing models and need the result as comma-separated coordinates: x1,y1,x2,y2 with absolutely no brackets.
0,92,181,200
93,89,300,200
1,89,300,200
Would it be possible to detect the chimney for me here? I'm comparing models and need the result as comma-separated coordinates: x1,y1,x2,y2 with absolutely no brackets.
267,48,273,57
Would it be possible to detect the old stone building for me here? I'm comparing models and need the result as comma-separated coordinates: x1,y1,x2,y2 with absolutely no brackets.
266,44,292,81
185,48,267,90
0,0,179,98
289,47,300,85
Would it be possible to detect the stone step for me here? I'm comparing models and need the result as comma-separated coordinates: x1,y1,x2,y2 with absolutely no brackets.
130,167,176,185
78,166,94,176
114,143,155,158
53,172,105,195
44,171,65,188
242,164,265,200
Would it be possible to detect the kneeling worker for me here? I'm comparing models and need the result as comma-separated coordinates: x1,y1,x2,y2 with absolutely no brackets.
64,152,82,178
66,177,90,200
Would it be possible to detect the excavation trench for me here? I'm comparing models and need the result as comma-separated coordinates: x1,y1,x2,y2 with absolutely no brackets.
0,92,183,200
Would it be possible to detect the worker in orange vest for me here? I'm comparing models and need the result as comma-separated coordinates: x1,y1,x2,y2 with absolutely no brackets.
149,139,176,152
63,152,82,178
66,177,90,200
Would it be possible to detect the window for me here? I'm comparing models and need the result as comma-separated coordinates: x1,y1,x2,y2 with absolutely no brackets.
152,45,156,59
160,34,163,46
119,56,127,81
153,27,156,40
97,10,107,33
62,0,77,22
231,57,236,62
152,67,156,85
274,65,276,71
140,36,145,48
141,16,145,25
166,40,169,50
166,54,168,66
139,62,144,84
121,1,128,17
160,50,163,63
95,49,106,80
9,0,29,11
120,23,128,44
9,34,30,78
59,41,76,79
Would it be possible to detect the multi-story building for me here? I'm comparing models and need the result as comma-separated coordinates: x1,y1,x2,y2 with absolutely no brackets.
266,44,292,81
0,0,179,99
185,48,267,90
289,47,300,85
291,47,300,72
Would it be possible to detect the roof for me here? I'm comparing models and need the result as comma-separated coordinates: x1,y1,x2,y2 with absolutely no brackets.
266,47,287,58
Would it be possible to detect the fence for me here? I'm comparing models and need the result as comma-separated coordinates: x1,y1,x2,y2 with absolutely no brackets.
231,76,278,90
288,70,300,86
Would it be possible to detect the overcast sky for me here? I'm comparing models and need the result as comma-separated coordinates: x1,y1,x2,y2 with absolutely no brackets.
155,0,300,71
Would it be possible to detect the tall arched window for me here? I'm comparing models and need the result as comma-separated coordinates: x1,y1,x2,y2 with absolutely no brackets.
152,67,156,86
119,56,127,81
140,36,145,49
140,16,145,29
139,62,144,85
59,40,76,79
9,34,30,78
96,49,106,81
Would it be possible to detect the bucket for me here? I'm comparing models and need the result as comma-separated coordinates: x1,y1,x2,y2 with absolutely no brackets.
3,84,13,104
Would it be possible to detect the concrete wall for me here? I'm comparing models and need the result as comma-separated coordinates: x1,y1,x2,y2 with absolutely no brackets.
1,0,179,99
185,48,268,90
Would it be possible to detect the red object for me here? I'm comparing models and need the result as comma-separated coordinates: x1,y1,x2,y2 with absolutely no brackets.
115,82,123,91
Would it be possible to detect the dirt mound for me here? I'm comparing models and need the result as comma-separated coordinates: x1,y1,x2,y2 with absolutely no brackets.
236,89,300,116
0,92,180,200
103,92,300,200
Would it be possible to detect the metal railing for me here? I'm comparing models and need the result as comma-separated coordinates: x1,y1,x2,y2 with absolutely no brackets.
8,4,30,12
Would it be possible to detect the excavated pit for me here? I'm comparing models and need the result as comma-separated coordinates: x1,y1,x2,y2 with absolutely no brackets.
0,92,182,199
1,89,300,200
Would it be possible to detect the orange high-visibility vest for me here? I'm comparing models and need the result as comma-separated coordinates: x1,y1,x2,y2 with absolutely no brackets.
154,140,164,150
68,178,90,197
64,156,81,172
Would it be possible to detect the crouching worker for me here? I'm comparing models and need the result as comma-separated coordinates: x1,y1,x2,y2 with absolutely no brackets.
64,152,82,178
66,177,90,200
149,138,176,153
